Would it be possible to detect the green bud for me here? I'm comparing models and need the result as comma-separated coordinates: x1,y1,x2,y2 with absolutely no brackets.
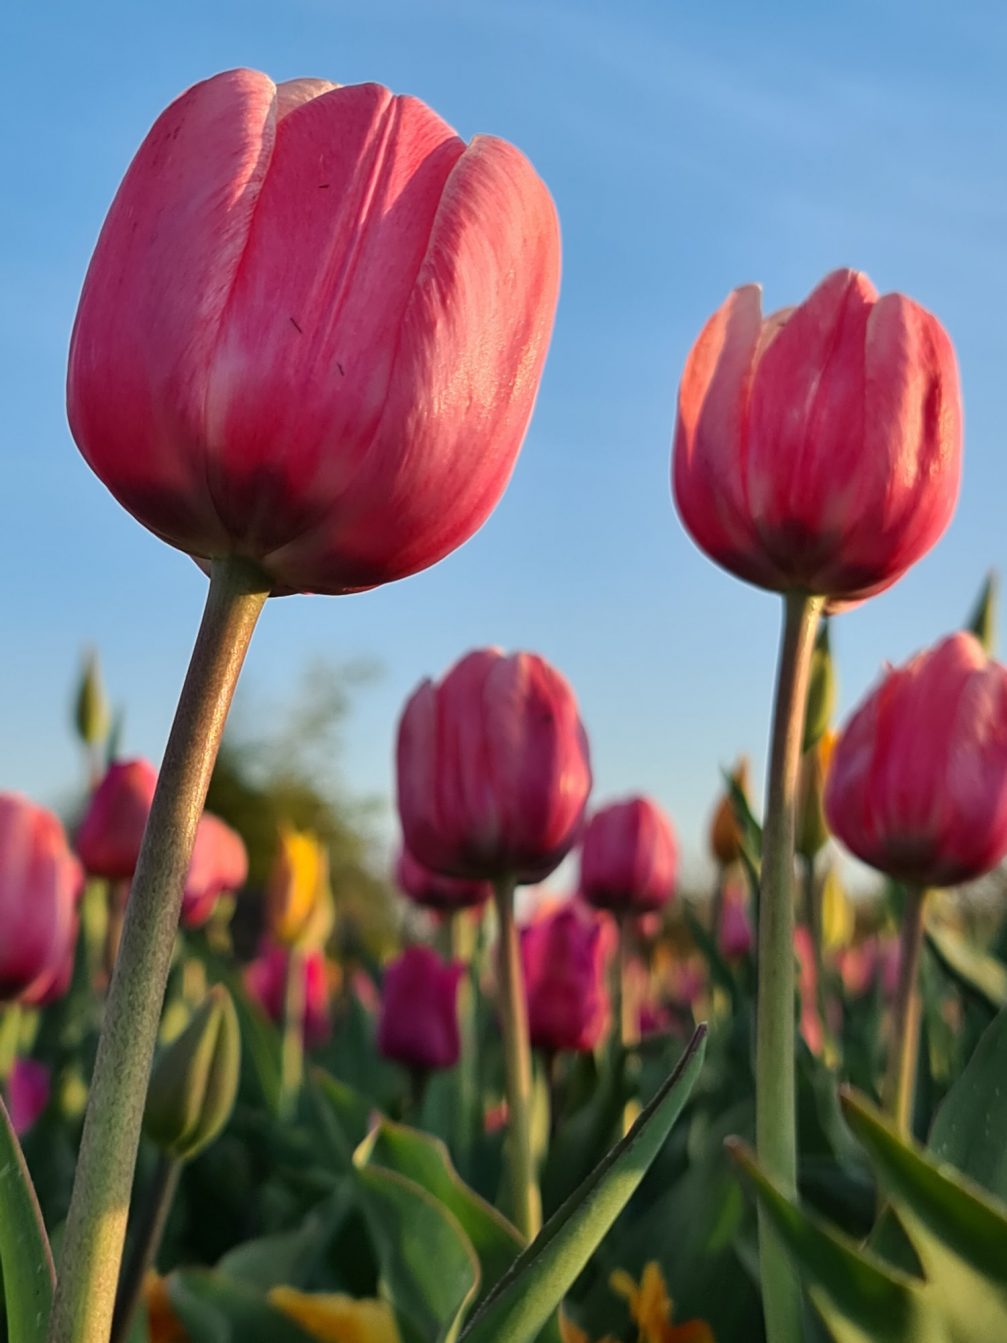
802,619,836,752
73,650,110,748
144,985,240,1160
965,571,998,655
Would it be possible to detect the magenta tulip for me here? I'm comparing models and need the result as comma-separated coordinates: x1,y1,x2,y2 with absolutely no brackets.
0,795,83,1002
182,813,248,928
244,942,331,1048
395,845,492,912
826,633,1007,886
5,1059,51,1137
67,70,560,596
673,268,961,603
521,902,612,1053
76,759,157,881
580,795,677,914
377,945,462,1072
718,882,754,961
397,648,592,883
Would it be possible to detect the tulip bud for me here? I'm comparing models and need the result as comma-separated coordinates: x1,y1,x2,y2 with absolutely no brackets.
820,867,854,953
826,633,1007,887
73,649,110,749
796,731,836,861
965,571,998,655
802,620,835,752
521,902,613,1053
76,759,157,881
708,758,750,869
674,269,962,604
244,942,332,1048
265,826,332,947
144,986,240,1159
182,813,248,929
377,946,462,1072
580,796,678,915
5,1059,51,1137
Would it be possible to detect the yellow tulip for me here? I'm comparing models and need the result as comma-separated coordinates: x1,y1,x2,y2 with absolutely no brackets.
269,1287,401,1343
266,825,332,947
821,866,855,953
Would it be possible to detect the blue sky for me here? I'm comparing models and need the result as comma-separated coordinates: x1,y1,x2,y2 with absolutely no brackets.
3,0,1006,883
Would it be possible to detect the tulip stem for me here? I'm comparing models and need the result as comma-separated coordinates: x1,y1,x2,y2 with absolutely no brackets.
279,947,307,1120
801,853,833,1061
452,913,479,1180
0,1006,21,1084
882,885,928,1136
109,1155,182,1343
493,874,542,1239
47,556,269,1343
756,590,824,1343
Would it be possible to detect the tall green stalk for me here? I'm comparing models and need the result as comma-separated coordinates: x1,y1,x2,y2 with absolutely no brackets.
279,946,307,1121
882,885,928,1136
756,590,824,1343
47,557,269,1343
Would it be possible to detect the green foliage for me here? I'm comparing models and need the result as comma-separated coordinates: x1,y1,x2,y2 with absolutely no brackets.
0,1098,54,1343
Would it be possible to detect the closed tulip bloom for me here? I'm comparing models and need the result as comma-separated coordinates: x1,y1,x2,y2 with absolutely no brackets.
796,731,836,862
395,845,492,912
521,903,612,1053
0,795,83,1002
182,813,248,928
5,1059,51,1137
826,633,1007,887
244,942,331,1048
580,796,677,914
674,268,961,603
708,758,749,869
76,759,157,880
68,70,560,596
397,648,592,883
377,946,462,1072
265,825,332,946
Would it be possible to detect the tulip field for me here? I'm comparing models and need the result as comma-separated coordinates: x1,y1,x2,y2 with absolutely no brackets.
6,45,1007,1343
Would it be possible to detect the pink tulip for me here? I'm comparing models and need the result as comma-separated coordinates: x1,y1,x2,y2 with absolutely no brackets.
395,846,492,912
244,942,331,1048
580,796,677,914
5,1059,51,1137
67,70,560,596
521,902,612,1053
826,633,1007,887
377,946,462,1072
397,649,592,883
718,883,754,961
0,795,83,1003
76,759,157,881
182,813,248,928
673,269,961,603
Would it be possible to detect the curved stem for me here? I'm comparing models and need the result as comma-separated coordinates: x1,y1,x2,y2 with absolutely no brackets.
47,557,269,1343
109,1156,182,1343
279,946,307,1120
756,590,824,1343
493,874,541,1239
883,885,928,1135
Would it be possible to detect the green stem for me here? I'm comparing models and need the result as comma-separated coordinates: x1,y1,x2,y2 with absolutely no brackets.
802,853,833,1061
109,1156,182,1343
453,912,479,1180
47,557,269,1343
493,874,541,1239
0,1005,22,1084
882,885,928,1136
756,590,824,1343
279,946,307,1120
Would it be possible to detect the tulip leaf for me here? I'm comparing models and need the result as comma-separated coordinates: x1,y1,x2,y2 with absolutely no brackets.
0,1095,55,1343
458,1024,707,1343
168,1269,312,1342
928,1002,1007,1199
924,922,1007,1011
216,1185,353,1289
308,1069,376,1167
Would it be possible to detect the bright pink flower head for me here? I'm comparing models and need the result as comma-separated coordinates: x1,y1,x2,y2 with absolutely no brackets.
67,70,561,597
76,759,157,881
395,845,492,912
521,902,612,1053
397,649,592,883
244,942,331,1048
0,795,83,1003
377,945,462,1072
717,883,754,962
182,813,249,928
673,268,961,603
579,796,677,914
5,1059,51,1137
826,633,1007,887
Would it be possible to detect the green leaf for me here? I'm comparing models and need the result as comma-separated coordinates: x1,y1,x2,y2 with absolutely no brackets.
307,1069,375,1167
929,1002,1007,1200
458,1024,707,1343
168,1269,313,1342
216,1185,353,1289
0,1095,55,1343
925,923,1007,1011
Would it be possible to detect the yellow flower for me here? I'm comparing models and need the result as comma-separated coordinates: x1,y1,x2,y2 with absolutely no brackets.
609,1262,716,1343
266,826,333,947
821,865,855,953
269,1287,401,1343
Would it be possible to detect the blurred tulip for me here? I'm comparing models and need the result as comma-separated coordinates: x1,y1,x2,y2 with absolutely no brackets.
182,813,248,928
377,945,462,1072
265,825,331,946
395,846,492,912
796,731,836,862
673,268,962,603
76,759,157,881
0,794,83,1003
826,633,1007,886
708,758,749,869
67,70,560,597
142,1274,188,1343
397,648,592,883
820,867,855,953
521,902,612,1053
580,796,678,914
717,882,754,961
270,1287,401,1343
5,1058,51,1136
245,943,330,1048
